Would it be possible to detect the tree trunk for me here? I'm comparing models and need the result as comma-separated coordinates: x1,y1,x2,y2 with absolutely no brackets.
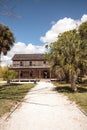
71,74,77,92
0,53,1,66
7,79,10,84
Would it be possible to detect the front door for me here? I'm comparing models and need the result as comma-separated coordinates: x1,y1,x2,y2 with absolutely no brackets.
43,71,49,78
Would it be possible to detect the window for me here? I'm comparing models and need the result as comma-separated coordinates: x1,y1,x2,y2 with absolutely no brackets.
20,61,23,66
30,71,33,77
43,61,46,64
20,72,23,77
29,61,32,66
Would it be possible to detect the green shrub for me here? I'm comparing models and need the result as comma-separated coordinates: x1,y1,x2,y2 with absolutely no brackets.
3,70,17,83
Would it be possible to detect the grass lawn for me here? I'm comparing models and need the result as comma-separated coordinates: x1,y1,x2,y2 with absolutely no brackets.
0,83,35,117
53,82,87,114
0,78,3,81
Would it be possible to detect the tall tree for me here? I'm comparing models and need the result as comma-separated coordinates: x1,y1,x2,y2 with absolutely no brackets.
0,23,15,66
79,21,87,40
0,0,21,18
78,22,87,76
46,24,87,91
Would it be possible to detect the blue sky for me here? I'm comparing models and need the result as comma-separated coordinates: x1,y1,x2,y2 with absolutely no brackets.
0,0,87,45
0,0,87,66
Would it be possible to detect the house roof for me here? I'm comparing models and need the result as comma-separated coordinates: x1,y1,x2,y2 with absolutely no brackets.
12,54,46,61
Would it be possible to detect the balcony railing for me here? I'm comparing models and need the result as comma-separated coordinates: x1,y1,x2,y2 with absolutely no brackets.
10,65,50,69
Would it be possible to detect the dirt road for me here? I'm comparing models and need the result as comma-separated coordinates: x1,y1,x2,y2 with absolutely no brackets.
0,81,87,130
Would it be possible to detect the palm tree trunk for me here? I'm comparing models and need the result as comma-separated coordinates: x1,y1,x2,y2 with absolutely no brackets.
71,74,77,92
0,53,1,67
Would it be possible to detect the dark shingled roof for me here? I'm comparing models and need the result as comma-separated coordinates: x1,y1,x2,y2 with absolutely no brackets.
12,54,46,61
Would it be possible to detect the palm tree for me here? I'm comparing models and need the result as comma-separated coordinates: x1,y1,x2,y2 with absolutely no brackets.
78,22,87,76
0,23,15,66
46,27,87,91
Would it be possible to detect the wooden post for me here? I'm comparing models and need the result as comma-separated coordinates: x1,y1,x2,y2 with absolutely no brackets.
50,69,51,80
19,70,20,82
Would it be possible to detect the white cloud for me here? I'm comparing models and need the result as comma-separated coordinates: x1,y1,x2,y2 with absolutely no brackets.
1,14,87,67
40,14,87,44
1,42,46,66
81,14,87,22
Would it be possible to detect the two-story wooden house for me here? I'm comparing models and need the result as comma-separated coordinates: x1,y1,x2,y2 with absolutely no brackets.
11,54,52,80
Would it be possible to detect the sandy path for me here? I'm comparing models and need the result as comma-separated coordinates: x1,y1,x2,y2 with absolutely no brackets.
0,81,87,130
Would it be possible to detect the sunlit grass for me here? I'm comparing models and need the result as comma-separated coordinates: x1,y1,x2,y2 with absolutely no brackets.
0,78,3,81
0,83,35,117
53,82,87,114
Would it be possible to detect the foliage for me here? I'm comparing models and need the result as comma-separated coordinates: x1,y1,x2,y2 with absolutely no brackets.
0,66,8,78
0,0,20,18
0,66,3,78
0,23,15,66
46,22,87,91
3,70,17,83
79,21,87,40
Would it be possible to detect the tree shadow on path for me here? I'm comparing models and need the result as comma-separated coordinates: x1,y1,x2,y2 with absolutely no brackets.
53,86,87,93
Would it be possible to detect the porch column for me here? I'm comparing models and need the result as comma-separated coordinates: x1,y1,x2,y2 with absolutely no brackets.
19,70,21,82
50,69,51,79
28,70,30,82
38,70,40,79
38,70,41,79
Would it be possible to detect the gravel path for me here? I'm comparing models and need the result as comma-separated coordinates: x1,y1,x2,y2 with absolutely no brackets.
0,81,87,130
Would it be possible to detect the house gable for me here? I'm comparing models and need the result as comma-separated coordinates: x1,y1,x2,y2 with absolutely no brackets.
12,54,46,61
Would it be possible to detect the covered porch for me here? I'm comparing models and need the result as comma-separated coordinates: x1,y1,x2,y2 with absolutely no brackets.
13,68,51,80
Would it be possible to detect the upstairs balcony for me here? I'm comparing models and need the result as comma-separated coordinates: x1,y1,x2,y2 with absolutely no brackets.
10,64,50,69
10,60,50,69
